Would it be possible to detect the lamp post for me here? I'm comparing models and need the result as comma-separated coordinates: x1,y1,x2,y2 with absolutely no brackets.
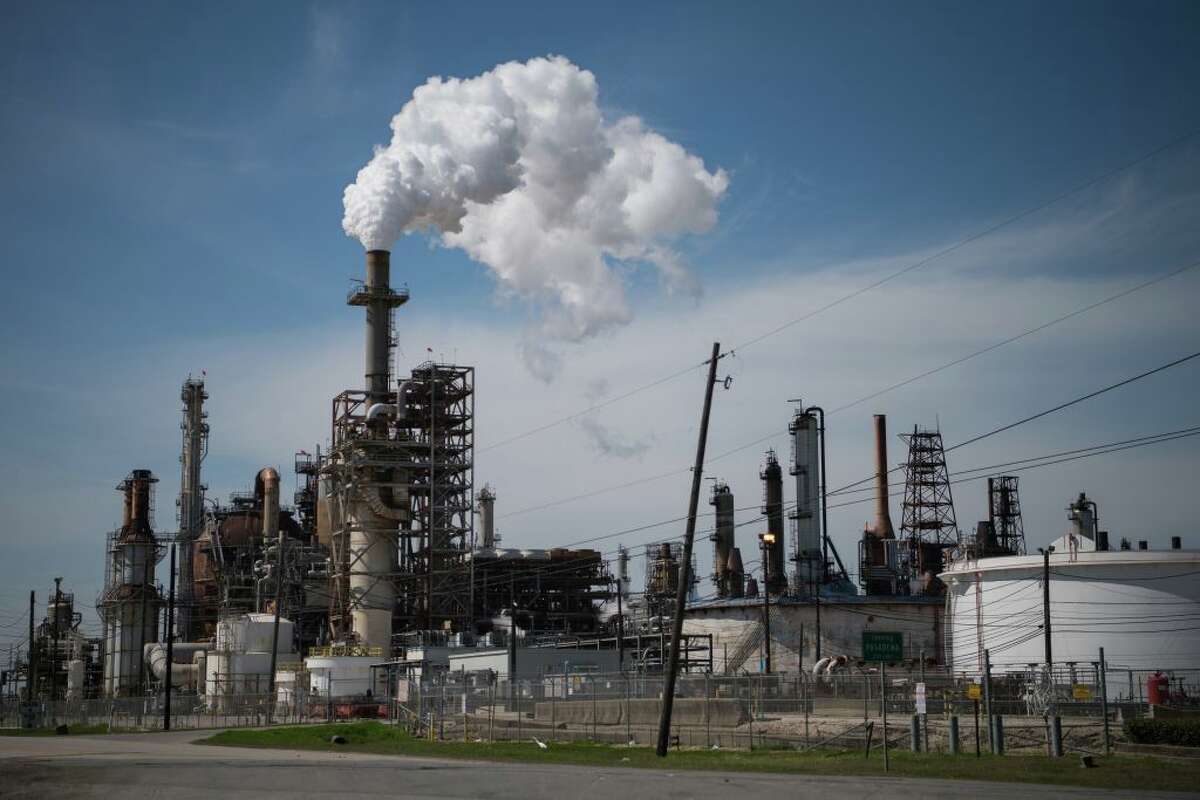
1037,546,1055,676
759,532,775,674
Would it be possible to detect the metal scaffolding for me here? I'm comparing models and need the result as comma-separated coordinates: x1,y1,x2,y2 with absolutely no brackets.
324,363,475,648
899,426,960,582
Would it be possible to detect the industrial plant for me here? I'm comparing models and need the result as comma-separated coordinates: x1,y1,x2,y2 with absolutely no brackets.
6,241,1194,726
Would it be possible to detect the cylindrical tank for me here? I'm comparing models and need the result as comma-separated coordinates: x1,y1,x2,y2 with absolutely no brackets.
944,548,1200,673
1147,672,1169,706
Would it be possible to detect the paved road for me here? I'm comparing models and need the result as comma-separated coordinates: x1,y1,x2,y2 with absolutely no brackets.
0,730,1194,799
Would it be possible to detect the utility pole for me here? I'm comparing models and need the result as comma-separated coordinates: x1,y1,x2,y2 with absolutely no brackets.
656,341,723,758
759,532,774,674
163,543,176,731
50,577,61,709
1038,546,1054,674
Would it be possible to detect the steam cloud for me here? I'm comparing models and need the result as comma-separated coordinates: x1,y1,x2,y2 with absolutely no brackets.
343,55,728,344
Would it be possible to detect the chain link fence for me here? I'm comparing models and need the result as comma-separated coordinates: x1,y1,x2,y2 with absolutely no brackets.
4,664,1196,754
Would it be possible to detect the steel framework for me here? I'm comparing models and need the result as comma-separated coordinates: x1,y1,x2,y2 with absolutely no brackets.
899,426,960,578
988,475,1026,555
324,363,475,647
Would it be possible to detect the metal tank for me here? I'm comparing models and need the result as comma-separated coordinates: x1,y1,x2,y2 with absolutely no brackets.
943,494,1200,672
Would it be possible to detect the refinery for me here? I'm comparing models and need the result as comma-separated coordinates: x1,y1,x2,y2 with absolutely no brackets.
5,241,1197,726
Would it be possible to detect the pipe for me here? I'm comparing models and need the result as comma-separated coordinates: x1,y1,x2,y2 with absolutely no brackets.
258,467,280,542
366,381,412,424
871,415,894,539
143,642,206,688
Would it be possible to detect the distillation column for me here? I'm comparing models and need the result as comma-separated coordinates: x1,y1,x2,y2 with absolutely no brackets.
789,410,822,595
710,482,735,598
177,377,208,641
477,485,496,549
100,470,162,696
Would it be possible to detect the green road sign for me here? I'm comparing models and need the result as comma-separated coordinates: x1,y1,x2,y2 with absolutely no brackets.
862,631,904,662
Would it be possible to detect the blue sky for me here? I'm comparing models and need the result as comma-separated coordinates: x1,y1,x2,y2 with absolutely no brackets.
2,1,1199,642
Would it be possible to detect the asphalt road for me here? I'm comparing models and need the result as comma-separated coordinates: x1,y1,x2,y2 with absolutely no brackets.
0,730,1194,799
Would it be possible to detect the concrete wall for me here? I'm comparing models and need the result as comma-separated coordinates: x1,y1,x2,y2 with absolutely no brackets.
684,597,943,673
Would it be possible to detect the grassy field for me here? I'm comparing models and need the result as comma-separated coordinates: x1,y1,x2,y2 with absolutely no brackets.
203,722,1200,792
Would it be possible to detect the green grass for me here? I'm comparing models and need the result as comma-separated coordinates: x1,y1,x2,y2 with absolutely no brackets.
0,724,116,737
202,722,1200,792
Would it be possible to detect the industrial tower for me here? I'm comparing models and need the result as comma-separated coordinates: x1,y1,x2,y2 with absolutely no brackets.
988,476,1026,555
709,481,735,598
324,250,476,650
899,426,960,581
97,470,164,696
176,376,209,641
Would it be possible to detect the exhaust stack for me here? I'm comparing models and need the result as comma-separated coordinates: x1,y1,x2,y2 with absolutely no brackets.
870,414,894,539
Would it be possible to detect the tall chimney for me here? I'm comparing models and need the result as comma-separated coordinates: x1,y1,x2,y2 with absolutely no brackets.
871,415,894,539
364,250,392,401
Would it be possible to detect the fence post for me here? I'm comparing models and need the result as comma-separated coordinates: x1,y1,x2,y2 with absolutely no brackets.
992,714,1005,755
948,715,960,755
705,673,711,748
803,672,809,746
881,661,889,772
983,649,994,751
1049,715,1063,757
591,677,597,741
910,714,921,752
1099,647,1111,756
625,673,631,744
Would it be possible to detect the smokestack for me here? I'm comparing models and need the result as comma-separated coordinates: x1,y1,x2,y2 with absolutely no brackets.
871,415,894,539
365,250,392,401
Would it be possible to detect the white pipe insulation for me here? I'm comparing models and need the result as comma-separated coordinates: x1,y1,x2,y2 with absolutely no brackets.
143,642,209,688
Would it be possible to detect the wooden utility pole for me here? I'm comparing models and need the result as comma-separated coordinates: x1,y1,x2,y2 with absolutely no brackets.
655,342,723,757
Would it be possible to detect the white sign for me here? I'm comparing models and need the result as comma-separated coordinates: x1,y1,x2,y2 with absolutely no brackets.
915,681,927,714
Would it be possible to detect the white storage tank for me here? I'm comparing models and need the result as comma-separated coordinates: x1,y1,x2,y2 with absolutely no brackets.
943,538,1200,673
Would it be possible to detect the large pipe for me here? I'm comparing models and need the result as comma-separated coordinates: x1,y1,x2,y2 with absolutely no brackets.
871,415,894,539
365,249,392,401
143,642,206,688
258,468,280,542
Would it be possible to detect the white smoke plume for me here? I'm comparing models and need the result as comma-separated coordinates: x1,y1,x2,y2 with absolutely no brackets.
343,55,728,345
